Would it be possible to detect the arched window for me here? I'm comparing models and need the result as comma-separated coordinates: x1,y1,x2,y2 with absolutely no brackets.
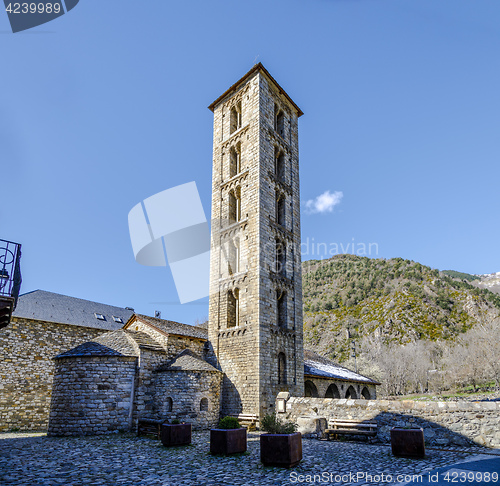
200,398,209,412
276,194,285,227
361,387,371,400
275,104,285,137
230,144,241,178
228,187,241,224
227,288,239,328
277,290,287,328
230,102,242,134
228,237,240,275
325,384,340,399
304,380,318,398
165,397,173,413
275,239,286,276
275,148,285,181
345,385,358,399
278,352,287,384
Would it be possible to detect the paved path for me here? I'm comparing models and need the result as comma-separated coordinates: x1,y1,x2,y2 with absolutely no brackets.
0,431,497,485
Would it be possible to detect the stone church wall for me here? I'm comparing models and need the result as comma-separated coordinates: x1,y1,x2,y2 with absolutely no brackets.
153,369,222,429
48,355,137,436
0,317,104,431
279,396,500,449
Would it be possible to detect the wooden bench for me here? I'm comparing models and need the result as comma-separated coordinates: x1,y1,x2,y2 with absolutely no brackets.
137,418,163,439
229,414,259,430
325,419,377,440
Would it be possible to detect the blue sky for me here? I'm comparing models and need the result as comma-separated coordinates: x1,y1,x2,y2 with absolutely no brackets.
2,0,499,325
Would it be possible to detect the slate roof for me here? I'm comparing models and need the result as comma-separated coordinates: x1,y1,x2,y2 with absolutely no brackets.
55,330,166,359
155,349,219,373
55,341,130,358
133,314,208,340
304,350,380,385
13,290,134,331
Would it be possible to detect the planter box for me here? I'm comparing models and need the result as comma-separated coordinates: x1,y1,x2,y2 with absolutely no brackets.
390,427,425,458
260,432,302,468
210,428,247,455
161,423,191,447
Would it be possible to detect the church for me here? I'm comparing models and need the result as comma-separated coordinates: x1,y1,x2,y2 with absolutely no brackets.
1,64,379,435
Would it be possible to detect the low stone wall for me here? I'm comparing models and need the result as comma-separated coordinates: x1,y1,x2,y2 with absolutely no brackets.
0,318,104,431
279,396,500,448
48,356,137,436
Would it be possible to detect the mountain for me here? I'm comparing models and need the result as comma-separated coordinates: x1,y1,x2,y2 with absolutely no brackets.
442,269,500,296
302,255,500,363
474,272,500,296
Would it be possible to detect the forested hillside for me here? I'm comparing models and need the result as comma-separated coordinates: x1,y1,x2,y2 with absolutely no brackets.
302,255,500,395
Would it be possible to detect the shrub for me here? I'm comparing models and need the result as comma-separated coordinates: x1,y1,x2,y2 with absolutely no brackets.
218,416,241,429
171,419,180,424
260,413,297,434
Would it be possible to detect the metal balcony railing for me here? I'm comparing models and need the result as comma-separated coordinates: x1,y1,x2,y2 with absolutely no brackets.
0,239,22,309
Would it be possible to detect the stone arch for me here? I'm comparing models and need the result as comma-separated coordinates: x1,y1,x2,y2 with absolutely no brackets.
325,383,341,399
304,380,318,398
345,385,357,399
361,387,371,400
200,397,209,412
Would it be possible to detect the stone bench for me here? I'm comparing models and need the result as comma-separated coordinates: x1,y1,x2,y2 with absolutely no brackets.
228,414,259,430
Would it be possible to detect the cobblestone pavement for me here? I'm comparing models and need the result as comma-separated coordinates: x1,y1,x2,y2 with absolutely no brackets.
0,431,497,486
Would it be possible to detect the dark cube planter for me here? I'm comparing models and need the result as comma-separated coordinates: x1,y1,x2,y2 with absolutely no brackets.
260,432,302,468
161,423,192,447
210,428,247,455
390,427,425,458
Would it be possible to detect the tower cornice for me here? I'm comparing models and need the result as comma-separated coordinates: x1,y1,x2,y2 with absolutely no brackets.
208,63,304,117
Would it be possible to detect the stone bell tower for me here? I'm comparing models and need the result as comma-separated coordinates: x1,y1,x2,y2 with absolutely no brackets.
208,63,304,419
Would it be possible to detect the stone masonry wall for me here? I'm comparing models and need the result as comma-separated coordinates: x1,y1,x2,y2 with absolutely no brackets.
153,369,222,429
132,348,169,425
48,356,137,436
0,317,104,431
279,396,500,449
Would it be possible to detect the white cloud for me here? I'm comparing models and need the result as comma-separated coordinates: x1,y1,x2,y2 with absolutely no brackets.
305,190,343,214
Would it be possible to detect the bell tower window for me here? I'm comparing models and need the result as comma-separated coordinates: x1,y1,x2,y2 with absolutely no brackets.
230,102,242,134
275,239,286,276
275,148,285,181
277,290,287,329
230,144,241,178
228,187,241,224
276,194,285,227
278,352,287,384
275,103,285,137
227,288,239,328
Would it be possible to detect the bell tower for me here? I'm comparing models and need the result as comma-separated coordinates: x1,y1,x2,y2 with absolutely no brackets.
208,64,304,419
